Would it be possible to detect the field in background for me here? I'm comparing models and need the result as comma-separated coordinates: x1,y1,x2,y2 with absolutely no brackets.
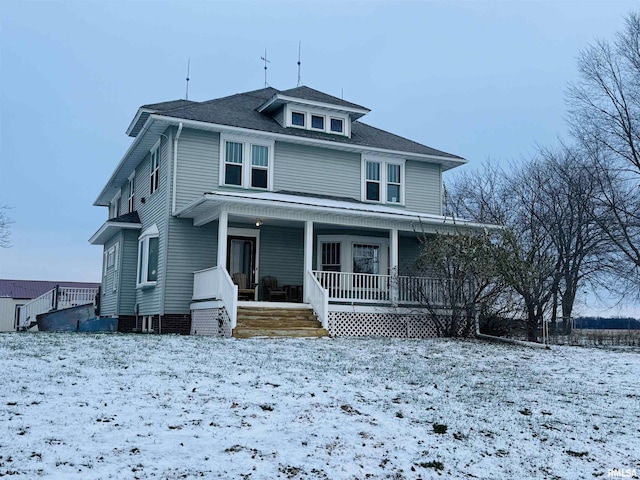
1,333,638,479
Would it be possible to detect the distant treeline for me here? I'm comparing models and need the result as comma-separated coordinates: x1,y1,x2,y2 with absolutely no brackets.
574,317,640,330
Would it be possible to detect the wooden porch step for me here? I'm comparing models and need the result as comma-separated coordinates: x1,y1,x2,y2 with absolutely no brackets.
234,307,328,338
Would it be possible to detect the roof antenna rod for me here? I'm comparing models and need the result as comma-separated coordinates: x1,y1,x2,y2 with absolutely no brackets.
261,49,270,88
297,41,302,87
185,58,190,100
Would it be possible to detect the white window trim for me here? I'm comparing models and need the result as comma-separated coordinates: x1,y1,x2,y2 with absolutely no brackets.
317,235,389,275
219,133,275,191
109,190,121,219
361,155,405,205
128,170,136,213
136,224,159,289
150,139,161,195
284,104,350,137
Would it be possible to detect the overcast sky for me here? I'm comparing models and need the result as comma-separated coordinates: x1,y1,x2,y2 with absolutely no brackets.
0,0,638,317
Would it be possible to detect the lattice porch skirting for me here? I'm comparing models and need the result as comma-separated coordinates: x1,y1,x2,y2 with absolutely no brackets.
190,307,232,337
328,311,474,338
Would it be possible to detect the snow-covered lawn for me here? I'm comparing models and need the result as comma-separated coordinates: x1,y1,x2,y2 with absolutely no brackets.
0,334,638,479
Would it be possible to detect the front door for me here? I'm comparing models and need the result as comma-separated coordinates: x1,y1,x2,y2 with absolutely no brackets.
227,236,256,284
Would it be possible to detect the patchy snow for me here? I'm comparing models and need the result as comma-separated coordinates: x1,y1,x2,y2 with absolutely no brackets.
0,334,638,479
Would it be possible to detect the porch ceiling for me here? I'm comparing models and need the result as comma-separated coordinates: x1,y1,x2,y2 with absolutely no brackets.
174,191,494,233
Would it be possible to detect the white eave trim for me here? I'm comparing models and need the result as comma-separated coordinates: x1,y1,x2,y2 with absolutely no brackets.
174,191,494,231
126,108,154,137
150,114,466,167
89,221,143,245
257,93,370,118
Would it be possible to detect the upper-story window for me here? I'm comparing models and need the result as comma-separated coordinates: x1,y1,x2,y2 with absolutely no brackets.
286,105,349,137
362,157,404,204
128,172,135,213
220,135,274,190
291,111,305,127
109,191,121,219
150,141,160,195
311,115,324,130
330,118,344,133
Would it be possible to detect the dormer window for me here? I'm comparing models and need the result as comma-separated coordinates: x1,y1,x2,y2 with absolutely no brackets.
291,111,305,127
311,115,325,130
284,105,350,137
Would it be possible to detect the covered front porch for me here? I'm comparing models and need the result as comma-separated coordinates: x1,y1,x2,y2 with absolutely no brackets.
178,191,482,336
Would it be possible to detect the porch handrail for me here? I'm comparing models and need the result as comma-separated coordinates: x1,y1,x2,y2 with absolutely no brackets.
312,271,450,306
306,270,328,329
218,267,238,329
193,266,237,329
17,286,99,330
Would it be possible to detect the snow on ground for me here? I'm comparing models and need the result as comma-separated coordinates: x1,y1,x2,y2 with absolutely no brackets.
0,333,638,480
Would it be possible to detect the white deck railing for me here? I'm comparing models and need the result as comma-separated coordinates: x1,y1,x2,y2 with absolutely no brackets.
17,286,99,330
193,266,238,329
306,270,328,329
313,271,449,305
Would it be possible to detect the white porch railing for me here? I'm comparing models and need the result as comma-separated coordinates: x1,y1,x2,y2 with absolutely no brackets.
306,270,328,329
193,266,238,329
313,271,449,305
17,286,99,330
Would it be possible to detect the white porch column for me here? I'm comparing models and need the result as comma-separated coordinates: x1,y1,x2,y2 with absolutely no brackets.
304,220,313,302
217,211,228,269
390,228,399,304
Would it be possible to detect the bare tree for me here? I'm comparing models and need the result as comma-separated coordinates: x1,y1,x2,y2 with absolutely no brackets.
0,206,12,248
567,11,640,270
413,229,509,337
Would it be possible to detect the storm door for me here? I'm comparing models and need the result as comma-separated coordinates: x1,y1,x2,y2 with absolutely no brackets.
227,236,256,283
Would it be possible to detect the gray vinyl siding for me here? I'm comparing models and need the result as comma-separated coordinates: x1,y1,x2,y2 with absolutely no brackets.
175,128,219,211
273,107,285,127
132,136,170,315
258,225,304,289
404,161,441,215
100,234,120,316
399,235,423,275
118,228,139,315
274,142,361,198
164,217,217,314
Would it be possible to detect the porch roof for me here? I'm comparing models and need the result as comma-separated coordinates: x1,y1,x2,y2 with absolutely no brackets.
88,211,142,245
174,190,494,233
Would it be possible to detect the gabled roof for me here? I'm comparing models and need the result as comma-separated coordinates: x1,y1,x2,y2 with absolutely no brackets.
0,280,101,299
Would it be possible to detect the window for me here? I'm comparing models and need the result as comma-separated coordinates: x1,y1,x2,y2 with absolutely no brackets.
220,135,273,190
150,143,160,195
362,157,404,204
251,145,269,188
128,172,135,213
109,191,121,219
311,115,325,130
224,141,243,186
291,111,305,127
330,118,343,133
353,244,380,274
285,106,348,136
137,225,159,288
321,242,341,272
365,161,381,201
387,164,401,203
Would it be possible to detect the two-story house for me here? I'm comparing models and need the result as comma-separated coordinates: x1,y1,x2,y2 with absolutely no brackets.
90,86,485,337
